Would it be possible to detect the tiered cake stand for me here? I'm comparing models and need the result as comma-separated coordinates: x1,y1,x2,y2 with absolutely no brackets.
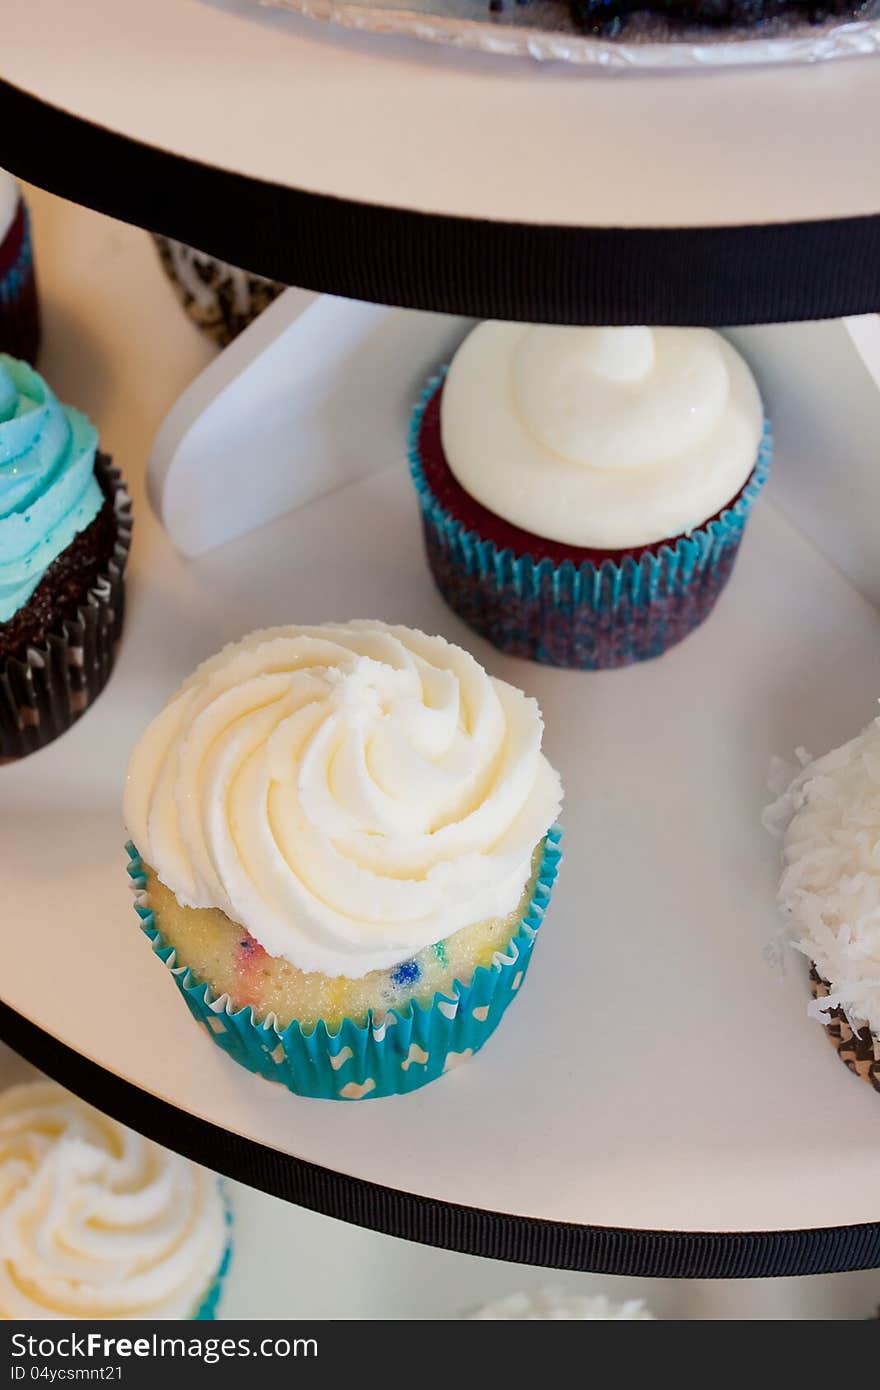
2,0,880,1286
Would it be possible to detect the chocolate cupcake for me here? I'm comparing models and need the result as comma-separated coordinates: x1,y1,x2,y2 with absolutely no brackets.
766,719,880,1094
0,173,39,364
410,325,770,670
153,236,284,348
0,356,131,759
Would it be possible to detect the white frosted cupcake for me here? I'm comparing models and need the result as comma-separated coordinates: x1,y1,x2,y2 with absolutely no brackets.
0,1082,230,1319
125,621,563,1100
765,716,880,1094
469,1288,655,1320
410,324,770,669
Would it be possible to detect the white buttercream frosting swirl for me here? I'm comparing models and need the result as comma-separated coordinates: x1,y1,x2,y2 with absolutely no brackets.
0,1082,227,1320
470,1288,655,1320
124,622,562,978
765,716,880,1041
440,324,764,549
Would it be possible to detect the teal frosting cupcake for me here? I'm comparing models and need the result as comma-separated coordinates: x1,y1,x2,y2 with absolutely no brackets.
123,622,563,1100
0,355,131,758
0,356,101,624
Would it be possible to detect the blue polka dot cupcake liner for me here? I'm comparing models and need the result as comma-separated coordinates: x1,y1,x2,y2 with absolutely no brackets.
126,827,562,1101
408,372,772,670
192,1190,233,1320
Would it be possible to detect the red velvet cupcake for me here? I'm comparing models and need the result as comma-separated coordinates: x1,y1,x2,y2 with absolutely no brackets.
408,325,771,670
0,174,39,364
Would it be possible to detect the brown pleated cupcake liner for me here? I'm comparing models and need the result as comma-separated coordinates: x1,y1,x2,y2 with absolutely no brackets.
809,966,880,1095
0,453,132,760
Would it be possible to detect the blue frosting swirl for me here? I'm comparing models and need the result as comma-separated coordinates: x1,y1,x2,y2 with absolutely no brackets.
0,354,102,624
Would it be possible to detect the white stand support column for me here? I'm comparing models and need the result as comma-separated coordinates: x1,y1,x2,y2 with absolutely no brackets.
727,315,880,608
148,289,471,557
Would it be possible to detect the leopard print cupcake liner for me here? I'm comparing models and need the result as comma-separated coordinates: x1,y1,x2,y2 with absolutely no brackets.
0,454,132,760
153,236,285,348
809,966,880,1095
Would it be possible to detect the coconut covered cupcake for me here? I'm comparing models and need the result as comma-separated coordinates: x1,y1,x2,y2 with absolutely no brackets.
765,716,880,1094
124,622,562,1100
0,1081,230,1319
410,324,770,670
0,355,131,758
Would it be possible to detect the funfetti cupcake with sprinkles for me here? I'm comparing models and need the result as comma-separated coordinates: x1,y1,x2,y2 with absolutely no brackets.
409,324,770,670
124,621,562,1100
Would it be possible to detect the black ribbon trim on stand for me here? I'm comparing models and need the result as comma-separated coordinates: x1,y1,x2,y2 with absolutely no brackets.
2,1001,879,1280
2,78,879,326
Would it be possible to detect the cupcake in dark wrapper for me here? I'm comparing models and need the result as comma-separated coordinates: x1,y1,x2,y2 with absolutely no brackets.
409,324,770,671
153,236,284,348
0,173,39,365
0,356,131,759
765,722,880,1094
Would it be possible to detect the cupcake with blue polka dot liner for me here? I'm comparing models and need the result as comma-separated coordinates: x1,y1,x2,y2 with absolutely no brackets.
0,173,39,365
410,323,771,670
124,621,562,1100
0,355,131,759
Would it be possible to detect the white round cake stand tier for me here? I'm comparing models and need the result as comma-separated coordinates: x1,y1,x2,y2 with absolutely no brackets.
2,187,880,1278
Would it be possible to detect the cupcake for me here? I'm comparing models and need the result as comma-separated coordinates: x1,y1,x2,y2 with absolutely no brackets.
765,718,880,1094
0,355,131,759
409,325,770,670
0,1080,230,1319
0,174,39,365
153,236,285,348
124,622,562,1100
469,1288,655,1319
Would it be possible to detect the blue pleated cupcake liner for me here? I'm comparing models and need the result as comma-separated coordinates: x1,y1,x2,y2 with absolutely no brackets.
0,200,39,363
408,371,772,669
126,827,562,1101
192,1188,233,1321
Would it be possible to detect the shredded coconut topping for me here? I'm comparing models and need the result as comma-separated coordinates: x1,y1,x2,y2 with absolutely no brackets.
764,715,880,1041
